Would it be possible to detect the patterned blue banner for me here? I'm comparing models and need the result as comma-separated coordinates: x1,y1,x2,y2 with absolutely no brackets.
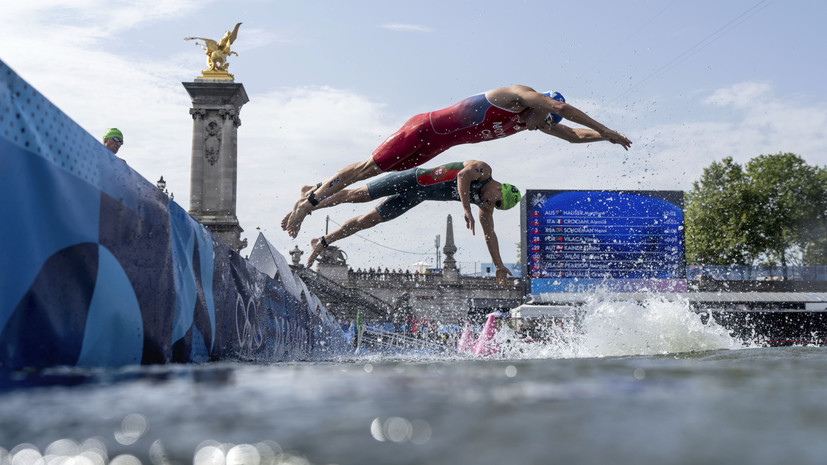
0,60,348,370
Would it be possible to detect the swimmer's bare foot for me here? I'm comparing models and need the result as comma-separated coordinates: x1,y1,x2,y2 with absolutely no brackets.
306,237,326,267
298,185,315,197
281,185,316,231
284,199,311,238
282,185,320,237
280,211,292,231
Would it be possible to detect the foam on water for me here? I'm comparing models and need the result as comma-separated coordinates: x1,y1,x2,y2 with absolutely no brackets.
496,293,747,360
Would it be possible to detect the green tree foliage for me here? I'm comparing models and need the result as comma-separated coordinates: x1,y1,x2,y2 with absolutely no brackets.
685,157,754,265
686,153,827,266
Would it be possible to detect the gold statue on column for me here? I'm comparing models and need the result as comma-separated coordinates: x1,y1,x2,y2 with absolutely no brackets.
185,22,242,80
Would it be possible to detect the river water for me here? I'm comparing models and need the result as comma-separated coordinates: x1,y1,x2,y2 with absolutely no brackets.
2,298,827,465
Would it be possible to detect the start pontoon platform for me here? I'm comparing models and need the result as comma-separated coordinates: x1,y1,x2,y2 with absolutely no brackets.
517,292,827,345
528,292,827,311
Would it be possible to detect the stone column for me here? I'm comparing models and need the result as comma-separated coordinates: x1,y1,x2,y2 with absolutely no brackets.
183,80,249,253
188,108,206,213
442,214,459,281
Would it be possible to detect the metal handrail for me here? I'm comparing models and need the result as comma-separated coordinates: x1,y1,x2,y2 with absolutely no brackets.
296,267,394,316
357,325,444,353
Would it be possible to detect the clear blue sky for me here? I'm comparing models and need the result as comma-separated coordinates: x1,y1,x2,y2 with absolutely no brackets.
2,0,825,272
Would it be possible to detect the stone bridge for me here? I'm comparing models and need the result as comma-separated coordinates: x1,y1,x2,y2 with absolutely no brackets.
305,263,522,324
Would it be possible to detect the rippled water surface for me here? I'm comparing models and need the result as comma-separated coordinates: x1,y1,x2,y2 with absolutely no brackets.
3,300,827,465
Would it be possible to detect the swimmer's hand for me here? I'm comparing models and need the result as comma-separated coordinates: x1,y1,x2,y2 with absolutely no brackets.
495,266,512,288
601,129,632,150
464,208,475,235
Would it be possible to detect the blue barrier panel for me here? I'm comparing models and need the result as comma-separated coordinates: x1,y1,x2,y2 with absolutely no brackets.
0,59,349,370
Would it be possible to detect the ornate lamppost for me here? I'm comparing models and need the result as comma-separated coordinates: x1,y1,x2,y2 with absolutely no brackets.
156,176,174,200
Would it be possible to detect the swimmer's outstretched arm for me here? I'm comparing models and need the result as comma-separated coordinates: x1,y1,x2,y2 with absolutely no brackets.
479,206,511,288
525,93,631,150
489,85,632,150
543,125,611,144
456,161,491,235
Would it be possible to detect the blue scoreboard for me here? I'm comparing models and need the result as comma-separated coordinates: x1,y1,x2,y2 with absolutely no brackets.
520,190,686,295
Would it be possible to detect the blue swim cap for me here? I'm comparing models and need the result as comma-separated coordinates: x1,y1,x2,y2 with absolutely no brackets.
542,91,565,124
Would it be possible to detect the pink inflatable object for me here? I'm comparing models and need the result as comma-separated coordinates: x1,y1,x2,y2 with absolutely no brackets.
457,311,507,357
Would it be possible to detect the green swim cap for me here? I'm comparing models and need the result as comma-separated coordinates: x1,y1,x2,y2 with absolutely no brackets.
500,183,521,210
103,128,123,143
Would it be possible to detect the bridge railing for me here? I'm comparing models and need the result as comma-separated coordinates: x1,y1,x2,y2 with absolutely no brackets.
296,267,394,319
356,325,445,354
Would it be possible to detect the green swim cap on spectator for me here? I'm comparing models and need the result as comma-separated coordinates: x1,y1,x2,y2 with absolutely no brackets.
500,183,521,210
103,128,123,143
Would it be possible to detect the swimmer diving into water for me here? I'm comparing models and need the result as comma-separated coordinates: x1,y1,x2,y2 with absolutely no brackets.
303,160,519,288
282,84,632,237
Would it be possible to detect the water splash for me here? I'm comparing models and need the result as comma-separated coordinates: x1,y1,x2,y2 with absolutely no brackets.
495,294,746,360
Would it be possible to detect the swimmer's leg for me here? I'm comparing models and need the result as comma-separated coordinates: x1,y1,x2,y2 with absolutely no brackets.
284,157,383,237
282,185,374,232
306,209,383,267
